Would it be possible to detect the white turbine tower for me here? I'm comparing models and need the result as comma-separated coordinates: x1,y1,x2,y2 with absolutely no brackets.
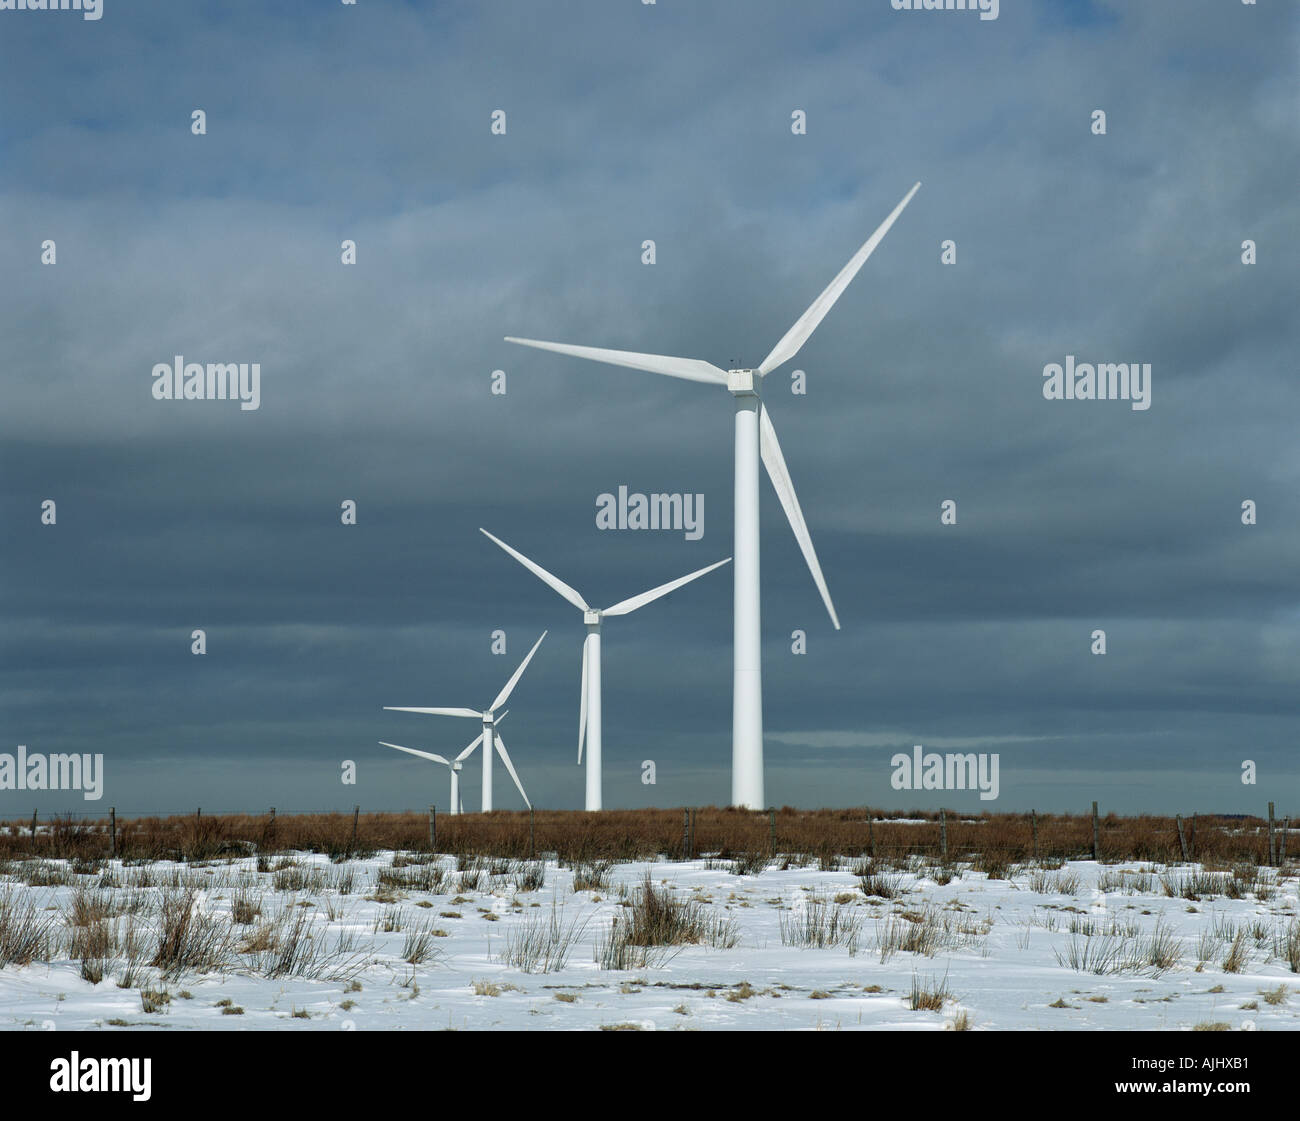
378,711,511,815
506,183,919,808
479,527,730,812
384,632,546,811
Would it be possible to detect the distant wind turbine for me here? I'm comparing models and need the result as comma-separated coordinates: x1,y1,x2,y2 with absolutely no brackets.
379,711,511,815
479,528,729,811
384,632,546,811
505,183,920,808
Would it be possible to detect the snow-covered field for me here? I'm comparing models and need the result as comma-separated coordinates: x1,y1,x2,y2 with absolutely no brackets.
2,852,1298,1031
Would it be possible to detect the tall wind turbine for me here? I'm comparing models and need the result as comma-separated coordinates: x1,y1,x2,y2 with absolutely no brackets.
506,183,919,808
379,711,512,815
479,527,730,812
384,632,546,811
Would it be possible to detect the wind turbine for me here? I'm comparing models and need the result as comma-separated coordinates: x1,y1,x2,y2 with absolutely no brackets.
379,711,512,815
384,632,546,811
479,527,730,811
505,183,920,809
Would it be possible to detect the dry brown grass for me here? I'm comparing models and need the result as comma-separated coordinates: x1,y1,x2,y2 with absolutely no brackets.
596,874,738,969
908,971,952,1011
0,807,1288,867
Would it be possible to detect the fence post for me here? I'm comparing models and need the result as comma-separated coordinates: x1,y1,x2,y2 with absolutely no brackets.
1175,814,1188,862
682,809,689,860
1280,818,1290,865
196,807,201,820
1030,810,1038,861
688,809,695,860
768,807,776,858
350,805,360,856
868,816,876,860
31,809,37,849
939,809,948,862
1268,802,1276,866
1091,801,1100,861
429,805,436,851
263,806,276,856
109,807,117,859
1189,813,1196,861
529,806,535,860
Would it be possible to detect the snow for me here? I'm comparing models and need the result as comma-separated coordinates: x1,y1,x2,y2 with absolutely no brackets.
2,853,1297,1031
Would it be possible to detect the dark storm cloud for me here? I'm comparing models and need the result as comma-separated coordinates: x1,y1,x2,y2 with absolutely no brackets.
1,0,1297,815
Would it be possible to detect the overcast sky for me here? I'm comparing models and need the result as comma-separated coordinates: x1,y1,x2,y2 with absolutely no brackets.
2,0,1297,817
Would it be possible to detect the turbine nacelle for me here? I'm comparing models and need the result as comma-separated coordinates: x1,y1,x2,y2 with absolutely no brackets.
583,609,602,627
726,369,759,395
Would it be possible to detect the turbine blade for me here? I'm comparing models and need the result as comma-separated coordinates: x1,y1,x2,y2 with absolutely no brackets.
455,732,485,763
480,529,589,611
759,404,840,629
603,557,732,616
494,733,531,809
384,707,482,719
379,742,450,766
578,639,588,766
757,182,920,376
490,631,547,712
505,337,728,386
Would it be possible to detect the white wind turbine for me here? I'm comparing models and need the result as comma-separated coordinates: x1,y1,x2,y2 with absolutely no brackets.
506,183,919,808
479,528,730,812
384,632,546,812
379,711,510,815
